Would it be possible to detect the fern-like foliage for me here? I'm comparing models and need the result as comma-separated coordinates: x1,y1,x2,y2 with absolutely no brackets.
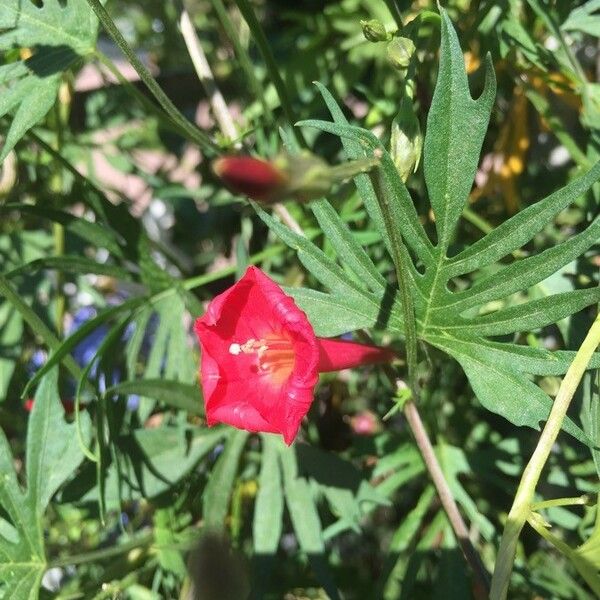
258,9,600,445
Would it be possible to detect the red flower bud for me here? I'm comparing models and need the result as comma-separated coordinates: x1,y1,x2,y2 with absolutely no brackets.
212,155,288,202
213,152,380,204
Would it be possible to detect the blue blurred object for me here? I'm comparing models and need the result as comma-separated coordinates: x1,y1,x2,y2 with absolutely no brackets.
27,303,146,411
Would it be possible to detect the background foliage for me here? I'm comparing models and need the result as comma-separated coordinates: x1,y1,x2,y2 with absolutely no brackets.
0,0,599,598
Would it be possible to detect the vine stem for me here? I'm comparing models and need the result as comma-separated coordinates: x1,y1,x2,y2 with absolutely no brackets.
233,0,305,148
490,314,600,600
48,531,153,569
365,166,491,593
83,0,219,155
403,399,491,592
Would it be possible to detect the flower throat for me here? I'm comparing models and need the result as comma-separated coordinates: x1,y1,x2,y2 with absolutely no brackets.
229,333,295,384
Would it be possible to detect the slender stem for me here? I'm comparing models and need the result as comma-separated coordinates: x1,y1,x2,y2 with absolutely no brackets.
233,0,305,147
490,315,600,600
52,83,69,337
403,399,491,591
357,335,490,592
83,0,219,155
53,220,65,337
531,495,590,511
48,531,154,569
94,51,189,139
179,8,239,144
370,168,418,394
177,6,303,234
383,0,404,30
210,0,272,124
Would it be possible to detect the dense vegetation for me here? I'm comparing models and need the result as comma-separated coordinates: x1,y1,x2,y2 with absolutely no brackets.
0,1,599,598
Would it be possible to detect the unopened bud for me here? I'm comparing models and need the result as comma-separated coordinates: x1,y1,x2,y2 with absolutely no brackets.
390,96,423,182
213,151,380,204
361,19,389,42
387,37,416,72
212,155,289,202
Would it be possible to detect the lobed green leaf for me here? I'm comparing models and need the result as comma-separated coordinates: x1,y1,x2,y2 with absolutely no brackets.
446,161,600,277
423,9,496,250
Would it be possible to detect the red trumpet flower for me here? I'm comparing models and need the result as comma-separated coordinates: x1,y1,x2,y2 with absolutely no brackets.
194,267,395,444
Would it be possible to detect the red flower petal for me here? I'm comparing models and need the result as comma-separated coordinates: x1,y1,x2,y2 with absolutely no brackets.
317,338,396,372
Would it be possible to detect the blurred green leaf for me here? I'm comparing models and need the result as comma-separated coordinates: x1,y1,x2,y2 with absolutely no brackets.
106,379,202,416
203,430,248,530
253,435,284,554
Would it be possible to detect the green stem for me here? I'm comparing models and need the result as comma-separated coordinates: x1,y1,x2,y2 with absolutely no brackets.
527,513,600,596
48,531,153,569
370,168,418,394
531,495,590,511
94,51,189,139
210,0,272,125
84,0,219,155
53,220,65,337
52,85,69,337
233,0,305,147
383,0,404,30
490,314,600,600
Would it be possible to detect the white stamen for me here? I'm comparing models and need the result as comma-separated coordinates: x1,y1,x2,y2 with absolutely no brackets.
229,343,242,355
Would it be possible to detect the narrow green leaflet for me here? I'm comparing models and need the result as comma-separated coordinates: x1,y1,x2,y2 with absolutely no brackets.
446,161,600,277
0,369,90,599
203,430,249,530
425,334,600,376
0,302,22,400
0,0,99,160
440,217,600,313
311,199,386,293
253,435,284,554
423,9,496,250
439,288,600,336
5,256,131,281
106,379,202,416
